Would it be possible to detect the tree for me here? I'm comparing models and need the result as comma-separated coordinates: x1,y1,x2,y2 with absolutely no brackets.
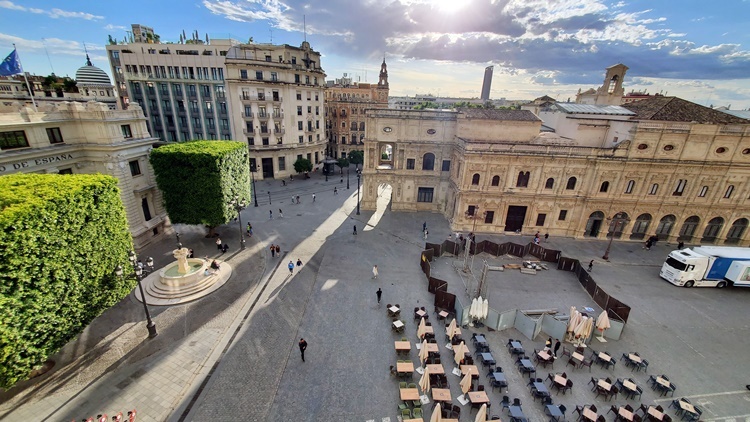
293,157,313,174
149,141,251,237
107,35,116,45
348,150,364,169
336,157,349,174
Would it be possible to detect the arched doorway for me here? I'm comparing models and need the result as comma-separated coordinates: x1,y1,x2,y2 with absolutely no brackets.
678,216,700,242
655,215,676,240
701,217,724,243
630,213,652,240
584,211,605,237
607,212,629,239
378,143,393,169
725,218,748,244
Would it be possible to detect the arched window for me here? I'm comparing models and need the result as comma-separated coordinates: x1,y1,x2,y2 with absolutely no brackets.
566,177,577,190
702,217,725,243
472,173,480,185
422,153,435,171
726,218,748,244
600,181,609,192
545,178,554,189
724,185,734,198
649,184,659,195
491,175,500,186
516,171,530,187
625,180,635,194
678,216,700,241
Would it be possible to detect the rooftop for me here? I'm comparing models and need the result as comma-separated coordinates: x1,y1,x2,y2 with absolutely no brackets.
553,103,635,116
621,96,750,124
457,108,541,121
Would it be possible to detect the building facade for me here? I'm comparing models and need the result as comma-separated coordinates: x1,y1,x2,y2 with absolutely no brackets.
106,25,237,142
325,60,389,160
0,101,168,249
480,66,493,101
361,103,750,246
224,41,327,180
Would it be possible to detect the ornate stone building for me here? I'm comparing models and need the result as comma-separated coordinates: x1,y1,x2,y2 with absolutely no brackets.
325,59,389,160
362,80,750,246
0,101,167,249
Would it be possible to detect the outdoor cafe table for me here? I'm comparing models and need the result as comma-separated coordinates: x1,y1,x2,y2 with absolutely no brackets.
419,326,434,338
510,341,524,352
403,419,424,422
475,334,488,346
519,359,534,370
618,406,635,422
393,320,405,329
491,372,507,383
416,309,427,317
509,405,526,421
598,352,612,364
432,388,452,402
623,379,638,391
533,381,550,396
571,351,585,363
468,390,490,404
582,406,598,422
537,350,552,361
422,343,439,353
546,404,564,421
389,305,400,314
629,353,643,363
480,352,496,366
397,361,414,373
395,341,411,352
426,364,445,375
597,379,612,391
553,375,567,387
647,406,665,421
655,376,670,388
400,388,420,401
679,400,696,413
460,365,479,377
438,310,449,319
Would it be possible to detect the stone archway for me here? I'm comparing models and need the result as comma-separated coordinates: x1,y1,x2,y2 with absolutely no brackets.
701,217,724,244
726,218,748,244
655,215,676,240
678,216,700,243
630,213,652,240
584,211,605,237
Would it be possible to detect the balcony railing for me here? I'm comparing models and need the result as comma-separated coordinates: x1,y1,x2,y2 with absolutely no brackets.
243,129,254,135
257,112,269,119
271,96,282,103
272,111,284,119
243,112,253,118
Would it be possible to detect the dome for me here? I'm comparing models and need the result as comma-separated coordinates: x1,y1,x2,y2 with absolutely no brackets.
75,55,112,86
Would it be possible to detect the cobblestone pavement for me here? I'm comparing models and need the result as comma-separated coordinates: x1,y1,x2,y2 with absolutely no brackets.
2,175,750,422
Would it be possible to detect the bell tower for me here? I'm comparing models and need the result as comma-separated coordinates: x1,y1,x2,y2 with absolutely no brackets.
378,57,389,88
597,63,628,105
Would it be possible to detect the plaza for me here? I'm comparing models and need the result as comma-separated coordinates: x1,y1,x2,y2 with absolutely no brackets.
1,172,749,422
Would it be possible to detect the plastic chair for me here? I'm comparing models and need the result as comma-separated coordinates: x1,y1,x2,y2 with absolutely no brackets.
413,408,423,418
580,359,593,372
398,402,409,411
401,408,412,419
501,396,510,410
399,381,408,389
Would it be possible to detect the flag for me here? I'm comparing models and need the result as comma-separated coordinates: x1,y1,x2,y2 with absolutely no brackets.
0,49,23,77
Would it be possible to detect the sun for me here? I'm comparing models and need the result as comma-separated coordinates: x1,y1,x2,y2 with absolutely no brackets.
429,0,470,13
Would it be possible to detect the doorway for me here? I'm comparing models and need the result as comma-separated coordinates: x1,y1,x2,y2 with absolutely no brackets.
504,206,527,232
262,158,274,179
585,211,604,237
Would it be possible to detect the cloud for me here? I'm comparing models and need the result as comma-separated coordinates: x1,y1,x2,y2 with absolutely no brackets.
0,1,103,20
0,32,102,59
104,24,127,31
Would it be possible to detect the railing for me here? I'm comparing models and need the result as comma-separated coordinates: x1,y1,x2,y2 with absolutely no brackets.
257,112,268,119
274,129,285,135
243,129,254,135
272,112,284,119
243,112,253,118
271,96,282,102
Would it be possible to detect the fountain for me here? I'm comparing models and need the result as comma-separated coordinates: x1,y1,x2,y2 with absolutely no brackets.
134,247,232,306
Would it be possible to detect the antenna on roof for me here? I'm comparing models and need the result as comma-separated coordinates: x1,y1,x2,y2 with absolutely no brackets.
83,42,92,66
303,15,307,42
269,28,273,43
41,38,55,74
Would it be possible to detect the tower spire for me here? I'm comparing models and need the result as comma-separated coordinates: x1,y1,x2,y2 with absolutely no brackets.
83,42,92,66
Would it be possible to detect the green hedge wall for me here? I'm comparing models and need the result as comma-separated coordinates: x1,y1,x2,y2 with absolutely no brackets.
0,174,133,389
149,140,251,227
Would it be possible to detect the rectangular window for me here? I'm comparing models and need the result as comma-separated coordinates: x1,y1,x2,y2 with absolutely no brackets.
406,159,415,169
129,160,142,176
484,211,495,224
278,156,286,171
724,185,734,198
298,121,303,130
247,136,254,145
58,168,73,174
625,180,635,194
271,72,278,81
255,71,263,80
297,106,303,116
698,186,708,197
0,130,29,150
441,160,450,172
558,210,568,221
240,69,247,79
536,214,547,226
295,74,300,83
250,158,257,172
673,179,687,196
298,136,304,144
467,205,477,216
46,127,64,144
649,184,659,195
417,187,434,203
262,137,269,146
121,125,133,138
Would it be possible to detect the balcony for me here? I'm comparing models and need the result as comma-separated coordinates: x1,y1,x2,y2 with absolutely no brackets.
257,112,269,119
305,127,315,133
271,96,282,103
273,129,285,135
243,129,255,135
243,112,253,118
272,111,284,120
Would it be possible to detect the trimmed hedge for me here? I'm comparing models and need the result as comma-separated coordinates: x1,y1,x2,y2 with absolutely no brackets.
149,140,251,228
0,174,134,389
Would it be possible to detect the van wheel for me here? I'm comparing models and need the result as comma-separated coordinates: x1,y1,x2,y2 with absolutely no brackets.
684,280,695,288
716,281,727,288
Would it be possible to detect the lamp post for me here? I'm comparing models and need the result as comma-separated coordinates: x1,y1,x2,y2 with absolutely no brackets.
116,251,157,339
602,212,630,261
356,170,361,215
346,166,350,190
463,207,481,272
267,191,271,205
250,167,259,207
229,195,247,250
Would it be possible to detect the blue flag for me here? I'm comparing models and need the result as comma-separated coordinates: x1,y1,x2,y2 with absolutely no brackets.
0,49,23,77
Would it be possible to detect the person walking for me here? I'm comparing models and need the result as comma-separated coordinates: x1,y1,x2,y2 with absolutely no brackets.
221,243,229,253
296,195,300,204
372,265,379,279
678,241,685,250
353,225,357,235
270,244,275,258
423,229,428,240
544,233,549,242
422,222,427,232
269,210,273,220
288,261,294,274
296,258,303,268
279,208,284,218
334,187,338,195
545,337,552,350
275,244,280,256
553,339,561,357
298,338,308,362
216,237,222,251
588,260,594,272
312,193,316,202
247,223,253,236
376,288,382,304
292,195,296,204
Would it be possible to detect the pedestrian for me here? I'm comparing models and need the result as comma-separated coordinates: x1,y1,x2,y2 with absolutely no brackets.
282,180,286,186
188,249,194,258
275,244,280,256
553,339,561,357
423,229,428,240
544,233,549,242
269,210,273,220
216,237,222,250
270,244,275,258
288,260,294,274
298,338,308,362
372,265,379,279
279,208,283,218
545,337,552,350
588,260,594,272
353,225,357,235
376,288,382,304
678,241,685,250
296,258,303,267
534,237,540,245
334,187,338,195
422,222,427,232
312,193,316,202
292,195,295,204
296,195,300,204
221,243,229,253
247,223,253,236
644,239,652,250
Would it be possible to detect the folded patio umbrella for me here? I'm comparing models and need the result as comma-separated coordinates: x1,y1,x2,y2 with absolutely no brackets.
418,317,427,339
475,403,488,422
420,365,431,392
596,310,611,333
448,318,457,339
482,298,489,320
460,371,473,394
454,341,467,366
419,339,430,366
431,403,442,422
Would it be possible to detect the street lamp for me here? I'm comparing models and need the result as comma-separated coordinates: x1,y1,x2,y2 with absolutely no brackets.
346,166,350,190
267,191,271,205
229,195,247,250
602,212,630,261
463,207,482,272
250,166,259,207
115,251,157,339
356,170,361,215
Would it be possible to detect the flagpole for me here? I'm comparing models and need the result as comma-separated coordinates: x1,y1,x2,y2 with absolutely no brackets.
13,44,37,112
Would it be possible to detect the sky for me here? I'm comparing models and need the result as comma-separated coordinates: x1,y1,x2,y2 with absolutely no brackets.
2,0,750,109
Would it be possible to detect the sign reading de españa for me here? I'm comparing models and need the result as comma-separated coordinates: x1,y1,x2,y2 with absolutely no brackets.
0,153,74,173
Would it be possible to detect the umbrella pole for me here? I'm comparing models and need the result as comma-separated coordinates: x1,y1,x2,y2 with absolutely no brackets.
596,329,608,342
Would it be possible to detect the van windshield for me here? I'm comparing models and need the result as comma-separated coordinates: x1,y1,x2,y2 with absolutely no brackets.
666,257,687,271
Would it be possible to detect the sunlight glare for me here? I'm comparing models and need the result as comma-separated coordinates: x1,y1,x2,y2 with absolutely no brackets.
430,0,470,13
